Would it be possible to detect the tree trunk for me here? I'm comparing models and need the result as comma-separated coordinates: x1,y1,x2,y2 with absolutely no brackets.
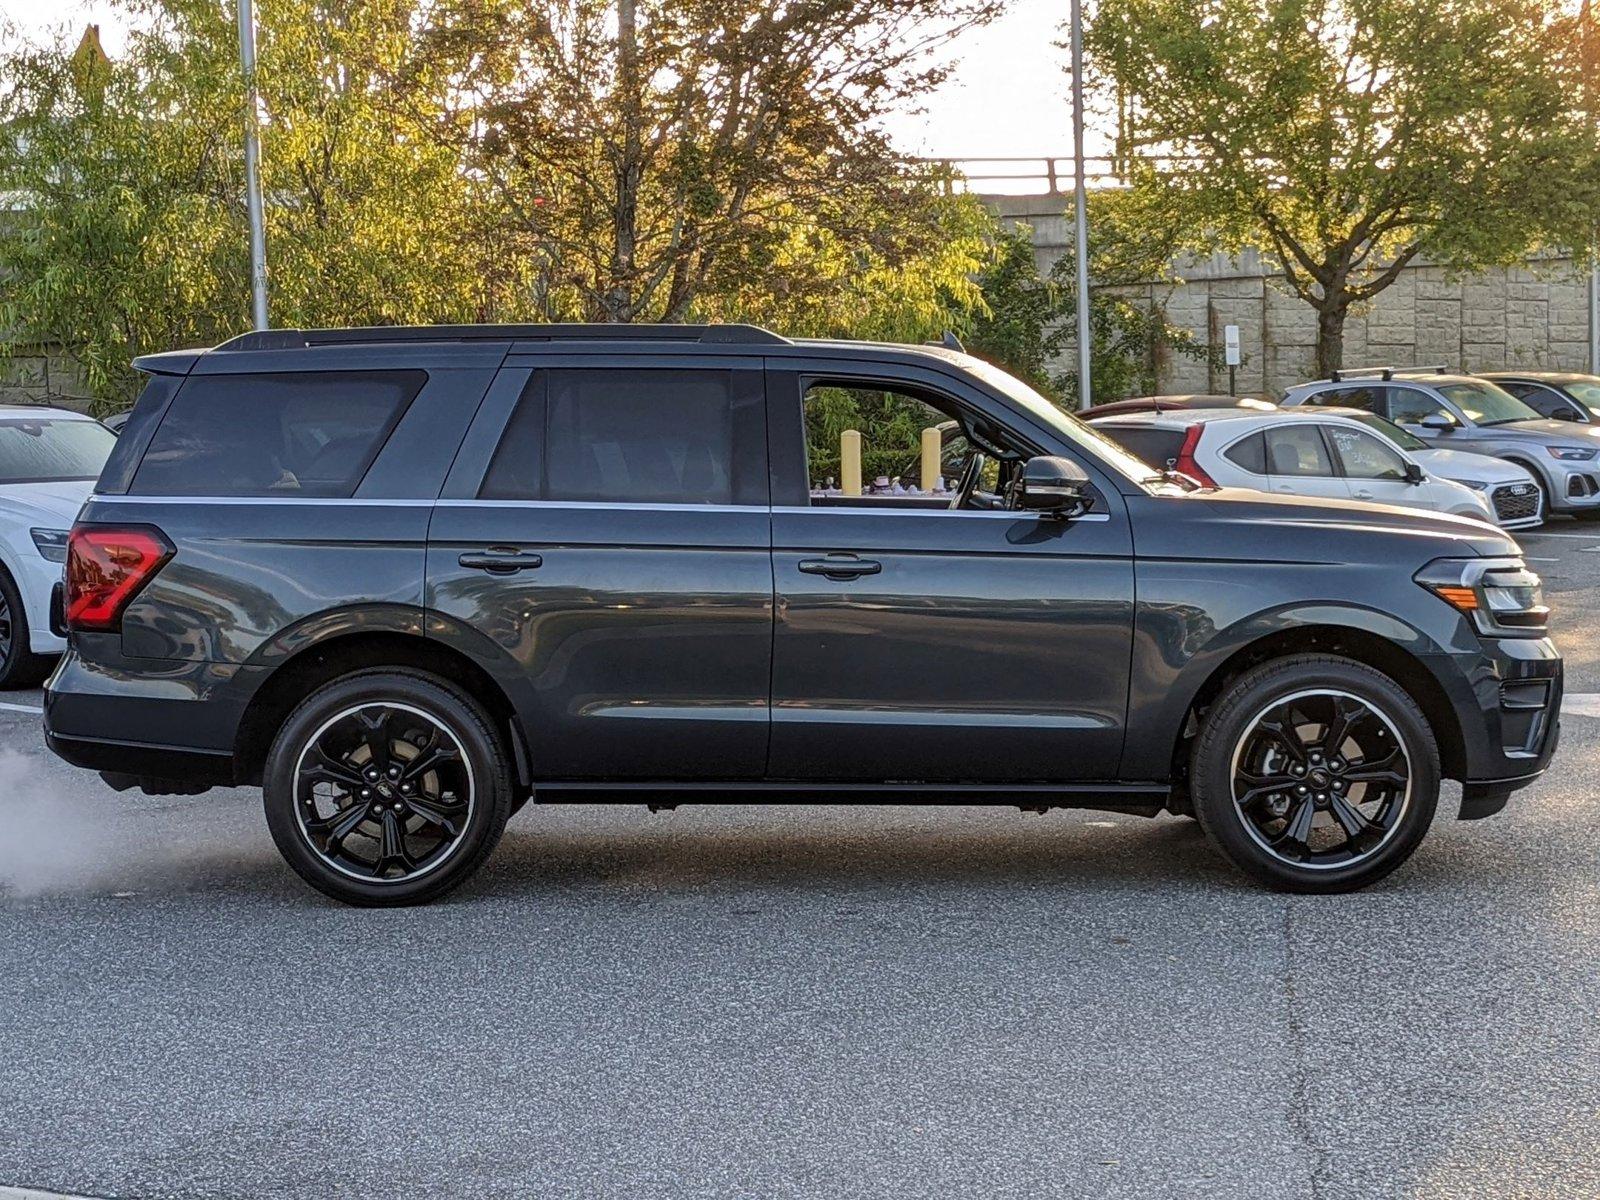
608,0,641,322
1315,299,1348,379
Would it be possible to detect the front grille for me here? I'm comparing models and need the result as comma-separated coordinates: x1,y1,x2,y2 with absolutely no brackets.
1492,482,1541,522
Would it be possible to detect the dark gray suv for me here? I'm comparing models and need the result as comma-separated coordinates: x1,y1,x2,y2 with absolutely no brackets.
45,325,1562,904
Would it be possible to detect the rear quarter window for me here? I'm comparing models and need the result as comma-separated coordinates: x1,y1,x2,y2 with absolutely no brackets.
130,371,425,497
1222,431,1267,474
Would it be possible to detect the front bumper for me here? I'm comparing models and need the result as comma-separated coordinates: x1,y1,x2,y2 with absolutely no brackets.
1546,464,1600,513
1422,633,1562,816
12,551,66,655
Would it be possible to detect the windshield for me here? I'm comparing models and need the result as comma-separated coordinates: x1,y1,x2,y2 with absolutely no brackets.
1347,412,1426,451
963,358,1167,486
1437,381,1539,427
0,417,114,484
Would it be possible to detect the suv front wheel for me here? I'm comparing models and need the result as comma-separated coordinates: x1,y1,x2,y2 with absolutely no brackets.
1189,655,1440,892
263,669,513,906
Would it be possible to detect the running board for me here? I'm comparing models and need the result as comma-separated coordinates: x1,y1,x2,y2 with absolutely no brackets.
529,780,1170,815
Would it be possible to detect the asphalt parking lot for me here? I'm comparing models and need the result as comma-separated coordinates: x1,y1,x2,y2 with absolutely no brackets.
3,526,1600,1199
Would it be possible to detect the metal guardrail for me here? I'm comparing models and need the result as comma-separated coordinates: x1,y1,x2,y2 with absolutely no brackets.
911,155,1199,196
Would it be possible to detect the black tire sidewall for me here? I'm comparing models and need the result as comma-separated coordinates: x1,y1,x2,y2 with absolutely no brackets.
263,669,511,906
1191,656,1440,893
0,565,50,690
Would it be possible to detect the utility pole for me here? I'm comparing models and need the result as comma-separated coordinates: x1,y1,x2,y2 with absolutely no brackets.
238,0,268,330
1070,0,1092,409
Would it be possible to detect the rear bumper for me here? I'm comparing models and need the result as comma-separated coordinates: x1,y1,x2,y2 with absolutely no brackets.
44,638,252,790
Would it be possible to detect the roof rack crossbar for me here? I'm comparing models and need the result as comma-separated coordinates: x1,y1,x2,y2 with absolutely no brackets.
215,323,790,352
1328,363,1450,383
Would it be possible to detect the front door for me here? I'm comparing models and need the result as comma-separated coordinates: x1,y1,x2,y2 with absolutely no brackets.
765,367,1135,782
1321,422,1424,509
426,361,773,780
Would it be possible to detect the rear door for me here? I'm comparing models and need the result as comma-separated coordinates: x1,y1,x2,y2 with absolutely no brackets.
764,362,1135,783
1262,424,1351,502
425,356,773,780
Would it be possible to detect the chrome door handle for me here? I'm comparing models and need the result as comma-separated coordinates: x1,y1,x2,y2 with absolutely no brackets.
458,549,542,575
798,554,882,580
1353,489,1375,499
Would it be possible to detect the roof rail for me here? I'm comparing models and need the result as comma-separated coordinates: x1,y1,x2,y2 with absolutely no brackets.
1328,363,1450,383
214,323,791,352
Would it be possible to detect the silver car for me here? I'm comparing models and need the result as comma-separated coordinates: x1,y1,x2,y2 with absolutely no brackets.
1282,368,1600,518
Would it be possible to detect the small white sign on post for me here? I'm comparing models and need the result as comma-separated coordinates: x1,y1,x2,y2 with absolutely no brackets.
1224,324,1242,367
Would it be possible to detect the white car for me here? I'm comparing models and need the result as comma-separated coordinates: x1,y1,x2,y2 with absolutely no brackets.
1086,407,1537,529
0,405,116,687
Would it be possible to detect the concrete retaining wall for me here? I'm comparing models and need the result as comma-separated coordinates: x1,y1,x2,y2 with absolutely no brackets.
990,194,1596,399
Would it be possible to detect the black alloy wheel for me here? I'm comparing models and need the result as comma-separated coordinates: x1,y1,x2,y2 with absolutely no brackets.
264,669,512,906
294,702,476,883
1190,655,1440,893
1228,688,1411,869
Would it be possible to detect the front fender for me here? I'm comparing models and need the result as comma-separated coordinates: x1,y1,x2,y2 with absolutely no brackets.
1121,597,1457,781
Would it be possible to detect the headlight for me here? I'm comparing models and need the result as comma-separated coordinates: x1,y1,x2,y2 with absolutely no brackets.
1416,558,1547,636
1456,479,1488,491
30,528,69,563
1546,445,1597,461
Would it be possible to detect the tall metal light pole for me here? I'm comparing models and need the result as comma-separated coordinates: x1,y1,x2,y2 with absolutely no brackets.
238,0,268,330
1070,0,1092,408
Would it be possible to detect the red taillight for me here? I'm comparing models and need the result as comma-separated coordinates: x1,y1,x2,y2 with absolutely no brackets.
65,525,174,633
1173,424,1218,488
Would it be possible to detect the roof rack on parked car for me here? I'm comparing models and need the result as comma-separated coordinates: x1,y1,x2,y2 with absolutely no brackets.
1327,364,1450,383
214,323,792,352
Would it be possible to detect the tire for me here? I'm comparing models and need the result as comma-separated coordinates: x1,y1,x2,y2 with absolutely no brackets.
1189,654,1440,893
263,668,513,906
0,566,54,690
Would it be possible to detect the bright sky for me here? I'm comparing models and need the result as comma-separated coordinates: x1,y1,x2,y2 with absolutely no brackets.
0,0,1079,160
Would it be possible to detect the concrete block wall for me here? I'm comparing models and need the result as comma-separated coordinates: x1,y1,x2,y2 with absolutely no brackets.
0,348,95,411
989,195,1597,399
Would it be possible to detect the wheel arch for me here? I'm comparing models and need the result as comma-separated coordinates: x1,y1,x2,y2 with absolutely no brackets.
1166,623,1467,794
233,630,530,790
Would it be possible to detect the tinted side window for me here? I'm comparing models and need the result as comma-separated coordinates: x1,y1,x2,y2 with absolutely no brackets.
482,368,761,505
132,371,424,497
1301,389,1352,408
1386,387,1450,425
1223,431,1267,474
1309,386,1380,412
1265,426,1333,476
1518,385,1581,420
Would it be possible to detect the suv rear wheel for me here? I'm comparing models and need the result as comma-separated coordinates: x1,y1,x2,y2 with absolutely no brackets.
1189,655,1440,892
263,669,512,906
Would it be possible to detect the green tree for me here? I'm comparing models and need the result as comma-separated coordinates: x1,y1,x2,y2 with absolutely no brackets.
1,0,1005,408
408,0,1005,324
1089,0,1600,376
966,210,1213,406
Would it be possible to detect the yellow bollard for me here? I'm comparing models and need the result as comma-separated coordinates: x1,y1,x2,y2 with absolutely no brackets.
920,426,942,493
841,429,862,497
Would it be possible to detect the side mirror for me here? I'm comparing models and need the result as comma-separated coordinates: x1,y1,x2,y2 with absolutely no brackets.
1014,455,1093,517
1404,462,1426,485
1419,413,1457,432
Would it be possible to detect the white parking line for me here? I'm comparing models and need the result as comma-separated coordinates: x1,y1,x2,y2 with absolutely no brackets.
1562,693,1600,719
0,1187,104,1200
0,701,43,715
